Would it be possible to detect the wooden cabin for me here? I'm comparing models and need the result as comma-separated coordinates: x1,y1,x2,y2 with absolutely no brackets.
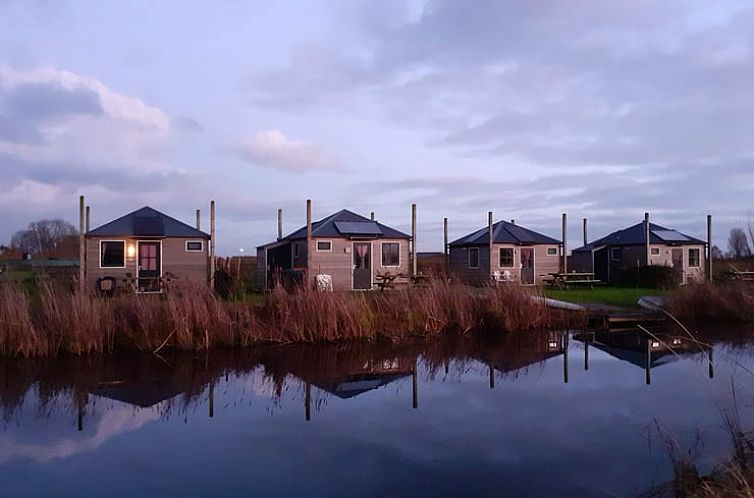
85,206,210,293
256,209,410,291
448,220,561,285
571,221,706,285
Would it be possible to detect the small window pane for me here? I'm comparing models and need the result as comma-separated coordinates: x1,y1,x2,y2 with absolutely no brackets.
611,247,623,261
499,248,514,267
547,247,558,256
469,248,479,268
101,241,125,268
651,248,660,255
689,248,700,267
382,243,400,266
186,241,203,252
317,241,332,251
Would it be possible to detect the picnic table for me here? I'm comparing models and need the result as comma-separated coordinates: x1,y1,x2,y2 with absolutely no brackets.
545,272,602,289
374,272,431,291
725,270,754,282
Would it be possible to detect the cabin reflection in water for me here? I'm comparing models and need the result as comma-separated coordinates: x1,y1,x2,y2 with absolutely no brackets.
574,331,713,384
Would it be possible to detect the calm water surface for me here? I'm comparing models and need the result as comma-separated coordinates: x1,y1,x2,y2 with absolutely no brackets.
2,329,754,497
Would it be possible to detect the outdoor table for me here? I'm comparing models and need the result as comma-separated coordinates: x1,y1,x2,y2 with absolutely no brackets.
546,272,601,289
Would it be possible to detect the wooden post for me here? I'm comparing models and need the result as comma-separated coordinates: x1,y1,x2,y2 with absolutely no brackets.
305,381,311,421
488,211,494,278
306,199,313,278
561,213,568,274
707,214,713,282
443,217,449,269
412,360,418,409
277,208,283,240
708,347,714,379
210,200,216,287
85,206,90,232
411,204,417,277
196,209,201,230
78,195,85,291
582,218,588,246
645,339,651,385
563,333,569,384
584,335,589,371
644,212,650,266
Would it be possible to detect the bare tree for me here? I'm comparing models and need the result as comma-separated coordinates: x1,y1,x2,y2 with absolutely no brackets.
10,219,77,257
711,245,724,260
727,228,752,258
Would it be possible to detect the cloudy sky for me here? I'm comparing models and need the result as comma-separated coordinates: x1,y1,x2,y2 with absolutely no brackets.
2,0,753,254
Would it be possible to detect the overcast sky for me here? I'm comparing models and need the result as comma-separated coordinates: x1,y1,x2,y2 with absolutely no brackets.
2,0,753,254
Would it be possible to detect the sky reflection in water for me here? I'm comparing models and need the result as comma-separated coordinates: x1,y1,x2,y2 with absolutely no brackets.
2,330,754,498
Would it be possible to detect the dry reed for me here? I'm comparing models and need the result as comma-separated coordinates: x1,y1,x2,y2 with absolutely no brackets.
668,282,754,323
0,280,584,358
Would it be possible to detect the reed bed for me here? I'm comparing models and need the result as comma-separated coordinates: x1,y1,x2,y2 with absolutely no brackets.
0,280,584,358
668,282,754,323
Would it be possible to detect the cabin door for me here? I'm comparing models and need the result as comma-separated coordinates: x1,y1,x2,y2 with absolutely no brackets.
671,248,684,284
138,242,161,292
353,242,372,290
520,247,535,285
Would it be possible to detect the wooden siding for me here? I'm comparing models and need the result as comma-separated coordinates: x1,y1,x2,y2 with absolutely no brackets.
85,236,208,290
449,243,560,285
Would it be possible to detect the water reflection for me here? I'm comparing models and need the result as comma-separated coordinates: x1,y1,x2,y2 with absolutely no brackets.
2,328,754,497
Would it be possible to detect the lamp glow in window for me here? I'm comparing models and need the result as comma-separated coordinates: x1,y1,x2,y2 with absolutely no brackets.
127,244,136,258
651,341,661,348
548,341,559,349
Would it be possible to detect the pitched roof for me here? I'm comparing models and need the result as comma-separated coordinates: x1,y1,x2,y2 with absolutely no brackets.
573,222,705,253
449,220,560,247
87,206,210,239
282,209,410,240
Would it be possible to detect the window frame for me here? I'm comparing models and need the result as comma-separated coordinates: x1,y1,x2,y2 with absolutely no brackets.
316,240,332,252
650,247,660,256
381,242,401,267
547,247,558,256
468,247,480,269
610,247,623,262
185,240,204,252
688,248,701,268
99,240,127,269
499,247,514,268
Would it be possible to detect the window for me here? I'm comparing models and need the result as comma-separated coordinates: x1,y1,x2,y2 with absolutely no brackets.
689,248,700,267
547,247,558,256
316,240,332,252
293,242,300,258
651,247,660,256
100,241,125,268
186,241,204,252
611,247,623,261
468,247,480,268
382,242,400,267
499,248,514,267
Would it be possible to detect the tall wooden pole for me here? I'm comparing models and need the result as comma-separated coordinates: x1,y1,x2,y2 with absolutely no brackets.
85,206,90,232
443,217,448,269
196,209,201,230
707,214,713,282
644,212,650,266
306,200,313,285
561,213,568,274
582,218,588,246
277,208,283,240
78,195,85,291
210,200,216,287
488,211,494,277
411,204,417,277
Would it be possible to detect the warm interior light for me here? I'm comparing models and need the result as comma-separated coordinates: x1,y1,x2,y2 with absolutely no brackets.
548,341,559,349
651,341,661,348
127,245,136,258
672,338,682,345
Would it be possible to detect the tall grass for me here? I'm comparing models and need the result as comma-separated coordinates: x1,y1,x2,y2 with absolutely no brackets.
0,280,584,358
668,282,754,323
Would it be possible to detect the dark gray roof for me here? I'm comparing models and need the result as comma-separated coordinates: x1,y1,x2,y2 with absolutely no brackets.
283,209,410,240
87,206,210,239
449,220,560,247
573,222,705,253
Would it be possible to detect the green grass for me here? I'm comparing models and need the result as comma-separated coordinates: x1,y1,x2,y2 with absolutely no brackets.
543,286,666,308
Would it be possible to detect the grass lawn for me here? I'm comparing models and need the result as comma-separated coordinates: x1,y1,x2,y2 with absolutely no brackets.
543,287,666,308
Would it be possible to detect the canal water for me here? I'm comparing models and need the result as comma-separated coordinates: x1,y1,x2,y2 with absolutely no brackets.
1,329,753,497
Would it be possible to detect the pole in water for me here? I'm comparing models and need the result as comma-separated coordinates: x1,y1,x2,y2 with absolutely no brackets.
489,364,495,389
305,382,311,421
412,360,418,409
645,339,651,385
563,333,569,384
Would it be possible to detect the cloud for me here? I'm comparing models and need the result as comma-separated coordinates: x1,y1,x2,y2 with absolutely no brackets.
236,130,341,173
